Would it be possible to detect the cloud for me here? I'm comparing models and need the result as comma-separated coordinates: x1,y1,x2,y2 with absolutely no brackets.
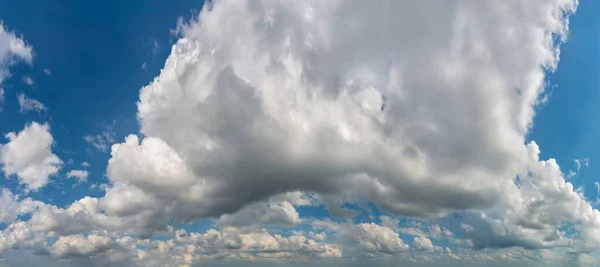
22,75,34,86
83,122,116,152
85,0,594,252
17,93,47,113
0,22,33,85
0,221,39,252
43,68,51,76
0,122,62,191
0,87,4,111
66,170,89,182
413,236,441,252
0,188,43,223
150,39,159,54
2,0,599,265
217,200,301,227
48,234,112,259
80,161,90,167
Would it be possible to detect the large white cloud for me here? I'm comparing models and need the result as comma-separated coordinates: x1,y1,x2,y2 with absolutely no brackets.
96,0,597,250
0,122,62,191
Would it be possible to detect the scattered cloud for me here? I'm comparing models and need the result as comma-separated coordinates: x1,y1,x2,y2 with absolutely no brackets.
80,161,90,167
83,122,116,152
141,61,146,70
43,68,51,76
17,92,47,113
66,169,88,182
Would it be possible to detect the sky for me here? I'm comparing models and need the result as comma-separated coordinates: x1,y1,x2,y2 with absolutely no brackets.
0,0,599,266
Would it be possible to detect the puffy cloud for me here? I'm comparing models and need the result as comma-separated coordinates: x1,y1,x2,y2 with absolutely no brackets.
217,200,301,227
49,234,112,258
172,227,342,261
66,170,89,182
310,219,409,256
349,223,410,255
0,188,43,223
413,237,441,252
89,0,599,252
0,122,62,191
0,22,33,85
0,222,39,252
17,93,47,113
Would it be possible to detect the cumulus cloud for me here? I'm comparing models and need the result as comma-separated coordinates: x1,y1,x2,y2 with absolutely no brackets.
0,122,62,191
0,188,43,223
17,93,47,113
217,200,301,227
66,170,89,182
0,22,33,85
49,234,112,258
413,236,441,252
82,0,596,252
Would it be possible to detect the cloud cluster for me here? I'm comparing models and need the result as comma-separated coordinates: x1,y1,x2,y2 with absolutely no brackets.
94,0,593,251
3,0,600,265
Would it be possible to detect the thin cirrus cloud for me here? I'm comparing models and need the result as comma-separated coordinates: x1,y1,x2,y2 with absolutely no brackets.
17,93,47,113
2,0,600,266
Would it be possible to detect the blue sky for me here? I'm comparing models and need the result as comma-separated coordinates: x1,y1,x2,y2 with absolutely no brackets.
0,0,600,266
0,0,203,204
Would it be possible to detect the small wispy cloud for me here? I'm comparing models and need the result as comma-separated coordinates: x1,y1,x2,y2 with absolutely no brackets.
141,62,147,70
17,92,47,113
84,121,117,152
566,158,589,179
22,76,34,86
43,69,52,76
0,88,4,111
151,39,159,54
